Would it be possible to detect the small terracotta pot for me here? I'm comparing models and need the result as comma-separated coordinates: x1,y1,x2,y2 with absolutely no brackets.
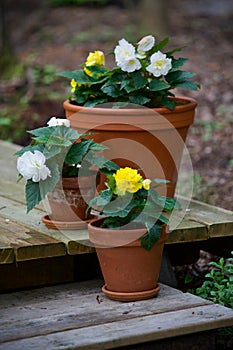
47,176,95,222
88,218,168,301
64,96,197,197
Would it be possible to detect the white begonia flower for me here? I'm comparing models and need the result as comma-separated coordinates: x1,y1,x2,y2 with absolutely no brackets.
47,117,70,127
146,51,172,77
17,150,51,182
114,38,142,72
118,56,142,73
137,35,155,55
114,39,136,62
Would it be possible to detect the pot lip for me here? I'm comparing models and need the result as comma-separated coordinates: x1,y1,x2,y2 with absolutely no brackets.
88,217,148,234
63,96,197,116
88,217,168,248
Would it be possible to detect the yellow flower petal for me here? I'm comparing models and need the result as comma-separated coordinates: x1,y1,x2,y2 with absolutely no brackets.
142,179,151,190
113,167,143,195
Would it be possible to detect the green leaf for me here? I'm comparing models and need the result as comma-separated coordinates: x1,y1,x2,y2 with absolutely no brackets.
140,223,162,250
149,80,170,91
174,81,200,91
84,98,109,107
29,126,83,146
59,69,107,85
91,155,120,171
65,139,92,164
101,84,122,98
166,70,195,83
129,94,150,105
153,37,169,52
124,71,147,93
167,46,186,56
88,188,113,209
170,57,188,70
39,160,60,198
26,181,41,213
15,144,45,156
159,97,176,110
103,197,141,218
149,188,178,211
25,161,60,212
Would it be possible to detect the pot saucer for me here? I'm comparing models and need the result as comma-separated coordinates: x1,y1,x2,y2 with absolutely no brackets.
102,283,160,302
42,215,92,230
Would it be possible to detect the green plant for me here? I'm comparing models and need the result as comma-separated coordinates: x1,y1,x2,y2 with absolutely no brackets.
87,166,180,250
15,117,118,212
196,119,225,142
59,35,199,109
0,107,27,142
195,253,233,308
33,65,58,85
192,253,233,344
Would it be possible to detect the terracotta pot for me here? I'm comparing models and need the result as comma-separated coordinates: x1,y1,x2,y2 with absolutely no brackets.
47,176,95,222
88,218,168,301
64,96,197,197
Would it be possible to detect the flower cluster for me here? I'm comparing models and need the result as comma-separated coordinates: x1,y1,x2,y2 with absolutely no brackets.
113,167,151,195
59,35,199,109
16,117,118,212
88,166,179,250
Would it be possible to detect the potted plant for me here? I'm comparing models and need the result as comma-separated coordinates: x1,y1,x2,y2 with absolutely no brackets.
59,35,200,197
16,116,118,229
87,166,179,301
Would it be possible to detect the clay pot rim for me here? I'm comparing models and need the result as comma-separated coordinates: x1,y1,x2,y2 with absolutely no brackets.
88,217,168,248
63,96,197,116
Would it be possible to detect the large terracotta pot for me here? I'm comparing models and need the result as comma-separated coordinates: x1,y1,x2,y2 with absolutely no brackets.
64,96,197,197
88,218,168,301
47,176,95,222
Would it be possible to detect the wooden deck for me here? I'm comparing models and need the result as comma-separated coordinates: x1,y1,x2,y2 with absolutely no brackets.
0,140,233,349
0,140,233,290
0,279,233,350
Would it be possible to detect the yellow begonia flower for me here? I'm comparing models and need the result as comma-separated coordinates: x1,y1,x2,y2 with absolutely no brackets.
71,78,78,92
142,179,151,190
113,167,143,195
84,50,105,77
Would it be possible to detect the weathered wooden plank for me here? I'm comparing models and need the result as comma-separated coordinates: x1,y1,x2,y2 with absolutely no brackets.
0,240,14,264
0,284,195,323
0,216,66,261
0,303,232,350
0,280,106,308
180,197,233,238
0,141,20,182
1,140,233,259
0,141,25,203
0,196,94,257
0,283,210,343
167,219,208,244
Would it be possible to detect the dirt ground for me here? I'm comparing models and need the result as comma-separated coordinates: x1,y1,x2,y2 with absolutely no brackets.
1,0,233,289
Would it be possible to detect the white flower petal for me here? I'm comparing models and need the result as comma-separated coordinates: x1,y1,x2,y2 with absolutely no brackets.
118,57,142,72
114,38,136,64
146,51,172,77
17,150,51,182
138,35,155,52
47,117,70,127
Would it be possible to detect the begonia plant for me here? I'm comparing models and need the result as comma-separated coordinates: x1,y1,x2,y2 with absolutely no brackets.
59,35,199,109
87,166,180,250
16,117,118,212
